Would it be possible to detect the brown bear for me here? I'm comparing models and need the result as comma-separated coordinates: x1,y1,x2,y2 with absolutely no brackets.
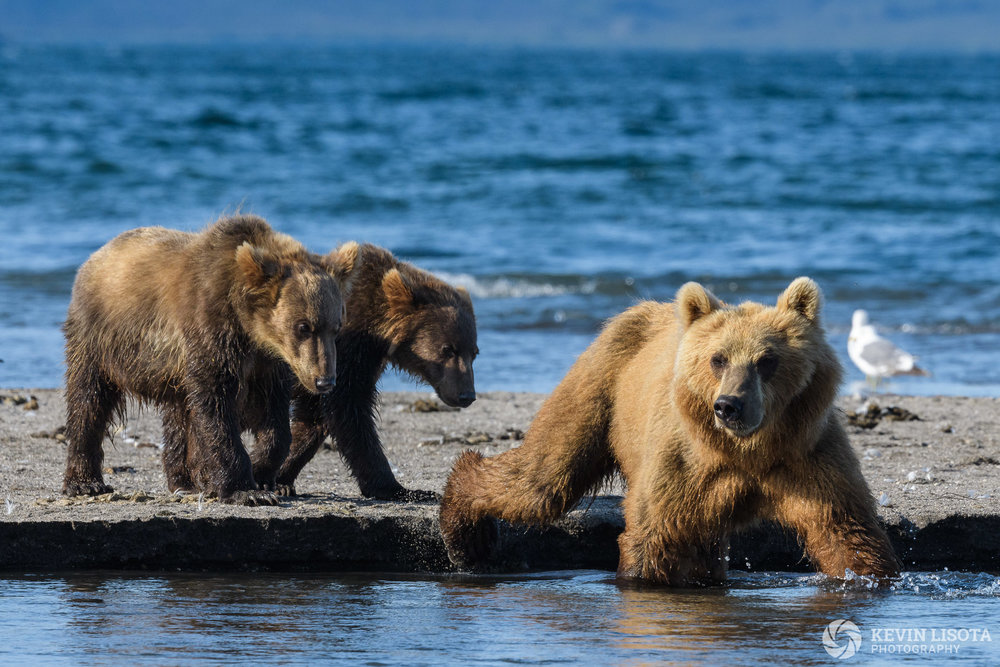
439,278,900,585
61,214,359,505
270,243,478,501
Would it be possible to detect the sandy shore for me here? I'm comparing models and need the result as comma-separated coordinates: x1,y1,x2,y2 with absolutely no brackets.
1,389,998,572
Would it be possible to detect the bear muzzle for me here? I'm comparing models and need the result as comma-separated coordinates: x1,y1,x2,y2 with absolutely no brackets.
439,390,476,408
314,375,336,393
713,394,762,437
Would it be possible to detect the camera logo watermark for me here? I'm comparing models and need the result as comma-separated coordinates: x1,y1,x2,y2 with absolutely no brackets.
822,620,992,659
824,619,862,659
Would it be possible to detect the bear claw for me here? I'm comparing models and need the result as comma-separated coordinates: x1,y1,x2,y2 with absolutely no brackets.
273,483,297,497
223,490,279,506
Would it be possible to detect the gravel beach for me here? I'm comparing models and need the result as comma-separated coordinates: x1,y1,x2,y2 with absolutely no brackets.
1,389,998,573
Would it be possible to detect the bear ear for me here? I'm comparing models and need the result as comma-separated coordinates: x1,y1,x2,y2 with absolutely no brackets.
778,276,822,322
235,242,282,289
382,268,414,315
675,282,722,329
322,241,362,295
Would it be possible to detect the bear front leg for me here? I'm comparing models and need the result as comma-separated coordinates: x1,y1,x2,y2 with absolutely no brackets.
617,493,729,586
439,450,502,568
274,391,329,497
774,493,899,580
770,423,900,580
62,360,122,497
440,379,615,569
184,370,277,507
160,403,195,493
246,371,292,492
326,381,438,502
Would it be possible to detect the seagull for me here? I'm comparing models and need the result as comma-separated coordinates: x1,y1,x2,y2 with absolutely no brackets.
848,309,929,390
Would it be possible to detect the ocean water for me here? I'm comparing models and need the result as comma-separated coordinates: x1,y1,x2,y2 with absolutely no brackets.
1,46,998,395
1,570,999,664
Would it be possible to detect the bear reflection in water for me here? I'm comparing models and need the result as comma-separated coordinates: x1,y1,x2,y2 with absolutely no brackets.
440,278,900,585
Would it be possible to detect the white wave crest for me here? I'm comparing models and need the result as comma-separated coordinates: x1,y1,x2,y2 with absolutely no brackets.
435,272,598,299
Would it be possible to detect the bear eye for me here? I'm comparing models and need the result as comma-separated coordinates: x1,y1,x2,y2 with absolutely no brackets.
441,345,456,358
710,353,727,374
295,321,313,339
757,354,779,380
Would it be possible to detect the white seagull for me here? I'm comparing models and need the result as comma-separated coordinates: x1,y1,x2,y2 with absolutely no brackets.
848,309,929,390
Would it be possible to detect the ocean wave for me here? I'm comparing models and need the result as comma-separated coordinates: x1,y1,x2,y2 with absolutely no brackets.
434,272,600,299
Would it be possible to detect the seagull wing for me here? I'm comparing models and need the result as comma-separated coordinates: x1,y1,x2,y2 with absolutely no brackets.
858,337,914,376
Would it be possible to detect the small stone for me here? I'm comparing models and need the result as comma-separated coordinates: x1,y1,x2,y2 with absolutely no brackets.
863,448,881,459
877,492,892,507
1,393,28,407
22,396,39,410
464,432,491,445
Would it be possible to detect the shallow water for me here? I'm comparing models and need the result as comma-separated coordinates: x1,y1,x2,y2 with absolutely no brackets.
1,570,998,664
1,46,999,395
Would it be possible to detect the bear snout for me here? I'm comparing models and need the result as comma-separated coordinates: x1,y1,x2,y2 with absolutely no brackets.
456,391,477,407
713,394,743,423
314,375,336,393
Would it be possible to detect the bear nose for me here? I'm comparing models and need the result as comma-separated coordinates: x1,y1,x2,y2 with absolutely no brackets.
714,395,743,423
457,391,477,407
315,376,335,393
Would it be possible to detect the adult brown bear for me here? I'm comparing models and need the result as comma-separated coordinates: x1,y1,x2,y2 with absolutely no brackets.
61,215,359,505
271,244,478,501
440,278,899,584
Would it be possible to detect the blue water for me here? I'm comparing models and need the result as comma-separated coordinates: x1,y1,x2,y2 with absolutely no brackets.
1,570,998,664
1,45,999,395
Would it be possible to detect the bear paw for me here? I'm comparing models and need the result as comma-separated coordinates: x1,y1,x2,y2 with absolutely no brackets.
273,483,297,497
222,490,279,506
62,478,113,497
441,515,499,569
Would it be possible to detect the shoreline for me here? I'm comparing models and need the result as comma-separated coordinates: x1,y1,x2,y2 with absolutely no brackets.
1,389,998,573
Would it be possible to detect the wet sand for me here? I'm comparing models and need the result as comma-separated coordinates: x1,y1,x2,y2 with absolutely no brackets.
1,389,998,573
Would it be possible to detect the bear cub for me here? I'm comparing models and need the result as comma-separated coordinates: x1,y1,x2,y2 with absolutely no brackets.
61,215,358,505
272,243,478,501
440,278,899,585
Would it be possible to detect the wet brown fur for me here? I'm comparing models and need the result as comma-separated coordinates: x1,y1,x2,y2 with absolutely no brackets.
62,214,357,504
440,278,899,585
271,244,478,500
